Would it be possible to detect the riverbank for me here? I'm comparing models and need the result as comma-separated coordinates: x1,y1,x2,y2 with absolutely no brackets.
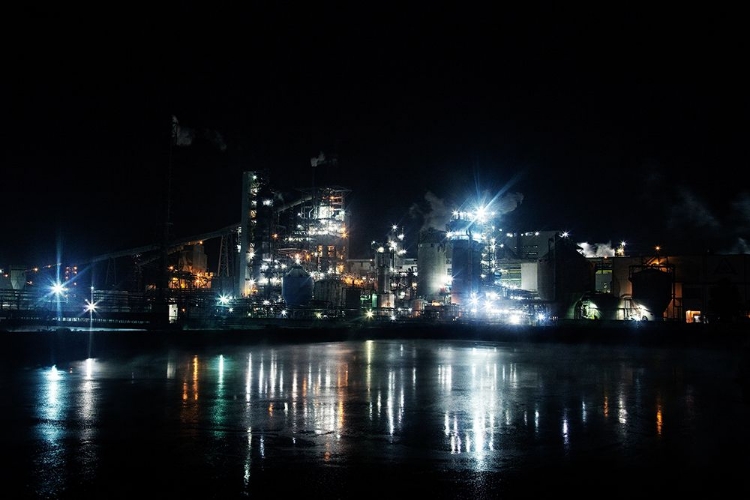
3,319,749,369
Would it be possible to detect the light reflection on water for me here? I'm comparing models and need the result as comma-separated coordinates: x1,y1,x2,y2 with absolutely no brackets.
6,339,749,497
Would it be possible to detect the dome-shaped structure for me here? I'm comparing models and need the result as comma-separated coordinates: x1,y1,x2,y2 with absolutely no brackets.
282,265,313,307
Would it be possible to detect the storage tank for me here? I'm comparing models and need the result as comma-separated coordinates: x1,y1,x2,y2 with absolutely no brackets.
411,298,426,313
450,238,481,305
282,265,313,307
417,228,448,301
629,267,673,319
377,293,395,309
314,278,345,308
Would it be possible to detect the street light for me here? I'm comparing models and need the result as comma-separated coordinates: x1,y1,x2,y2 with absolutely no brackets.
51,281,67,325
51,282,66,296
84,286,97,332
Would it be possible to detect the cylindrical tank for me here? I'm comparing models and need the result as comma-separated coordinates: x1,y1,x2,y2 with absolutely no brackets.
630,267,673,318
417,228,448,301
281,265,313,307
314,278,344,308
450,239,481,305
411,298,426,312
377,293,395,309
411,298,426,317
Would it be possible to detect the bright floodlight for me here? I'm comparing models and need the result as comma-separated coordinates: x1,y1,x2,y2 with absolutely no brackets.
51,282,66,295
475,205,491,222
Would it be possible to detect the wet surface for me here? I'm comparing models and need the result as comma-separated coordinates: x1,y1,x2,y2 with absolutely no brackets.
3,336,750,498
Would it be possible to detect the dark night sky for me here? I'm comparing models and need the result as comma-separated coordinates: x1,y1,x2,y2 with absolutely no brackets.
2,5,748,268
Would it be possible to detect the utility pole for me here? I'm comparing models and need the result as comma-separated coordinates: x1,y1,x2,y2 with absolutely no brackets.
156,117,176,325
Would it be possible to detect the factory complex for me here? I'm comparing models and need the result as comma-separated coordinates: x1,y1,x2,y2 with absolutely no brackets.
2,170,750,332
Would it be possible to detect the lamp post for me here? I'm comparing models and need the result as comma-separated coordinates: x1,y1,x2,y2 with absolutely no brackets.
51,281,66,328
85,286,96,333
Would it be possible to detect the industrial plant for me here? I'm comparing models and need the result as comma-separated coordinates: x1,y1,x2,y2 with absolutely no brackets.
2,167,750,332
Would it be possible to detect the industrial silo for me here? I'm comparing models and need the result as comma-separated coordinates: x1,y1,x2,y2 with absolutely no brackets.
282,265,313,308
417,228,448,302
629,266,674,320
450,238,481,305
314,278,345,309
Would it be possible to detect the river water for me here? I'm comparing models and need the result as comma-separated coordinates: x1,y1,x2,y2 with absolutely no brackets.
3,333,750,498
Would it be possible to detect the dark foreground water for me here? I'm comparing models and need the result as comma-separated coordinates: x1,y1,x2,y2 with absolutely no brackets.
2,328,750,499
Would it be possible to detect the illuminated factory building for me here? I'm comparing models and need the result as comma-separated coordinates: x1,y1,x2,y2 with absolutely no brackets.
237,170,351,309
2,167,750,330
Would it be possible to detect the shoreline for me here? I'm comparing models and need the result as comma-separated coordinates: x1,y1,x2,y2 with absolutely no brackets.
3,320,749,367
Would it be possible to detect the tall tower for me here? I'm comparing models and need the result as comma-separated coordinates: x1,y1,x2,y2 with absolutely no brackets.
239,171,273,297
447,212,485,306
299,186,350,276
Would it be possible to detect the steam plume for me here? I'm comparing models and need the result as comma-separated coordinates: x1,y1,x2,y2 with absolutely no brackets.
171,115,227,151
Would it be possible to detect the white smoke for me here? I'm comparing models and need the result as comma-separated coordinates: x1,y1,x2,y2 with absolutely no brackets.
411,189,524,232
494,191,524,214
577,241,616,258
729,237,750,254
579,179,750,255
203,129,227,151
171,115,227,151
667,186,720,230
310,151,326,167
732,192,750,232
172,115,194,146
424,191,452,230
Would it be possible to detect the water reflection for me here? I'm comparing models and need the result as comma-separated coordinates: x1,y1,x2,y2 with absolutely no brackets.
34,361,101,498
7,339,748,497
